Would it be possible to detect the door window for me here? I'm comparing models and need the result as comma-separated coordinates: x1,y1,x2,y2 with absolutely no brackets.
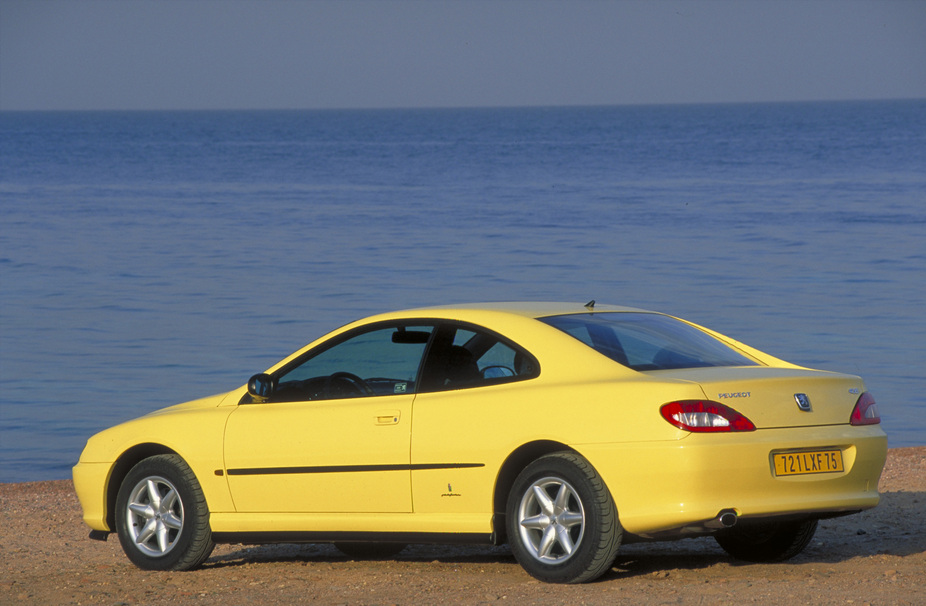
272,324,434,401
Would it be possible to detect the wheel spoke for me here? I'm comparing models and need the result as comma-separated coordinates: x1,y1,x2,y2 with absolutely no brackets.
128,502,154,519
531,485,555,515
537,525,558,558
559,511,584,528
161,488,178,511
146,479,162,509
556,525,576,555
520,514,551,530
136,518,158,545
554,483,571,510
162,512,183,530
156,521,171,553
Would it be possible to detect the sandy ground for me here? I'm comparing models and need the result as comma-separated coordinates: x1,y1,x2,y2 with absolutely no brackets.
1,447,923,605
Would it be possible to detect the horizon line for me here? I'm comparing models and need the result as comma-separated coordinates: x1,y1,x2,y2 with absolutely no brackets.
2,96,924,114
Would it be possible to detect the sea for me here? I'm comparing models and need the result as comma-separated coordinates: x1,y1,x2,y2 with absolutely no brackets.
1,101,924,483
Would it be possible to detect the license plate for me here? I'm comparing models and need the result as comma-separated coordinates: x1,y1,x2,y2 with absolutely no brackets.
773,450,844,476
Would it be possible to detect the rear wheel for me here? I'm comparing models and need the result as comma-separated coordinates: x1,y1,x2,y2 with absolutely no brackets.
506,452,621,584
715,518,818,562
115,454,215,570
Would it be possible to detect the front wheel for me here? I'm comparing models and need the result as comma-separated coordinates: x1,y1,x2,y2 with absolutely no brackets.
115,454,215,570
506,452,621,584
715,518,818,562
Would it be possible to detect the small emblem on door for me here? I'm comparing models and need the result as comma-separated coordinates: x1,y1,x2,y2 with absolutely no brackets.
794,393,812,412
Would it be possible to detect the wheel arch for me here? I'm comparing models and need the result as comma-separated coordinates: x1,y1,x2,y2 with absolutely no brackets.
105,443,179,530
492,440,577,545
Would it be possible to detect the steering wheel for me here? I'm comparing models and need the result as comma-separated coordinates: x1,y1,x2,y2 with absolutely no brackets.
324,371,375,397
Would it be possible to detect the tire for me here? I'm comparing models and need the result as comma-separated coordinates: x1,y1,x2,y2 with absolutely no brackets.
115,454,215,571
715,518,818,562
334,542,407,559
506,452,621,584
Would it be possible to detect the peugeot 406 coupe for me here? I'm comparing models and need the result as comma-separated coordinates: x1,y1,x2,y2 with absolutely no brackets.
73,302,887,583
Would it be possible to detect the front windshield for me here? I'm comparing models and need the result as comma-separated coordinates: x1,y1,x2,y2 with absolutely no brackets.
541,312,759,371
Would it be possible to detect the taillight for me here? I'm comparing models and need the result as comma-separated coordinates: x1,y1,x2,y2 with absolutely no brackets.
660,400,756,432
850,392,881,426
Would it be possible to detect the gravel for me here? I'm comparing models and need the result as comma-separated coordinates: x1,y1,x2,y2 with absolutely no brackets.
1,447,923,605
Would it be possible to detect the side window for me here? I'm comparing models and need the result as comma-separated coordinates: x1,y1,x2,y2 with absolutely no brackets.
420,324,539,392
272,325,434,402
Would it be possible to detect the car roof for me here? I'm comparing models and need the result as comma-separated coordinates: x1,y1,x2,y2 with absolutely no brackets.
265,302,699,379
398,301,650,319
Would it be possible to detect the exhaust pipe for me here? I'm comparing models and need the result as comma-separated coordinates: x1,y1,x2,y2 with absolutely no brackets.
718,511,738,527
705,508,738,529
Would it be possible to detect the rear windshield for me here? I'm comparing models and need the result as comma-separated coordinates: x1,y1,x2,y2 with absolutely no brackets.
541,312,759,371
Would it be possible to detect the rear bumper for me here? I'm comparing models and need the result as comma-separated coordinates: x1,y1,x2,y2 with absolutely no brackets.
580,424,887,537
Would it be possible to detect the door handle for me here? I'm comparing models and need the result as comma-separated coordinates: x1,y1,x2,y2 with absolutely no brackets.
375,411,401,425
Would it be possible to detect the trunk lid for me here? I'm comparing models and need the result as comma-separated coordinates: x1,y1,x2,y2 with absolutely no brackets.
645,366,864,429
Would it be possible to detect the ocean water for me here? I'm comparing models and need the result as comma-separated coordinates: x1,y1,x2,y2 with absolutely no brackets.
1,101,924,483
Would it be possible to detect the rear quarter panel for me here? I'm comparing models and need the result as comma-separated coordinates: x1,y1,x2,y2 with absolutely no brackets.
409,375,704,518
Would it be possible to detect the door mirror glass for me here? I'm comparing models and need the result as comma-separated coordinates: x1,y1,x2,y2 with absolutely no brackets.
247,373,277,402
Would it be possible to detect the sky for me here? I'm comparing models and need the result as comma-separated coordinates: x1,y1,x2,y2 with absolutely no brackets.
1,0,925,111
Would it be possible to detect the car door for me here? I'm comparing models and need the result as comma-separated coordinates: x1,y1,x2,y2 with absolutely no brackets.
224,323,434,514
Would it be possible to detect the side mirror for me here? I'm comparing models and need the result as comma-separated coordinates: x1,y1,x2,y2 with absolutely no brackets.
247,373,277,403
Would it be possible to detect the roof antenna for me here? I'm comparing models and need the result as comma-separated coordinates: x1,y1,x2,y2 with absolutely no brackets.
585,299,595,310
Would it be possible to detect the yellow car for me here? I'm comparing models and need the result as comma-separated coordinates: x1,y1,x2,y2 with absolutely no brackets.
73,302,887,584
